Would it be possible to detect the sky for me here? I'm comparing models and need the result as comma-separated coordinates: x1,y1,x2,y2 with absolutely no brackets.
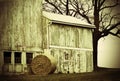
98,34,120,68
97,0,120,68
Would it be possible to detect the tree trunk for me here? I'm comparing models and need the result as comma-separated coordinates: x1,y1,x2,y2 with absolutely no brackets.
93,0,100,71
93,31,100,71
66,0,69,15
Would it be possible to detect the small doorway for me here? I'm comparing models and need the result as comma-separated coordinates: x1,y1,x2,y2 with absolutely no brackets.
26,52,33,64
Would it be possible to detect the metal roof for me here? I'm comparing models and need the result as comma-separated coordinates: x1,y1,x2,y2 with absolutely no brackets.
43,11,95,29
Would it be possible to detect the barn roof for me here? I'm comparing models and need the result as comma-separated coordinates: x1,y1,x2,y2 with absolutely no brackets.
43,11,95,29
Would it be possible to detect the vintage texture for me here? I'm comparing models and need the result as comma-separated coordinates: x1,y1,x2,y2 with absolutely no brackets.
0,0,94,75
42,12,94,73
0,0,42,51
0,0,43,74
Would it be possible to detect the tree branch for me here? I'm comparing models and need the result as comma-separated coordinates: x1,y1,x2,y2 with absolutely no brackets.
77,10,92,24
109,31,120,38
100,0,119,11
101,21,120,37
98,0,106,9
107,21,120,31
45,0,63,14
70,0,92,24
59,0,66,6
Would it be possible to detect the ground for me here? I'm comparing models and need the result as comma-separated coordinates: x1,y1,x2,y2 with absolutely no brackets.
0,70,120,81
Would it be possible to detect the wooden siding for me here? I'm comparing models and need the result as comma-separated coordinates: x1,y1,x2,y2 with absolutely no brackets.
47,23,93,73
41,18,94,73
49,24,93,49
42,16,51,49
50,49,93,73
0,0,43,51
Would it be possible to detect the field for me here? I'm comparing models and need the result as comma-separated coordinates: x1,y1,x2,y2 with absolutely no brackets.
0,70,120,81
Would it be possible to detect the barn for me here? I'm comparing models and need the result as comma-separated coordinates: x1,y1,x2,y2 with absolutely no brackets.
0,0,95,75
42,11,95,73
0,0,43,75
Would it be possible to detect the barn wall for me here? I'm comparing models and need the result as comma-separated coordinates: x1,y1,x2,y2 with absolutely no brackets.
49,24,93,49
1,50,43,75
0,0,43,51
42,16,51,49
50,49,93,73
0,0,43,74
48,23,93,73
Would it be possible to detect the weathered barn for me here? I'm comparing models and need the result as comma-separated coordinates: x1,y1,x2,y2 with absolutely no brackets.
0,0,95,75
42,11,95,73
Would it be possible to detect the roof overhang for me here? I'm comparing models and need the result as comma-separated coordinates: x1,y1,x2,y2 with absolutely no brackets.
43,11,96,29
51,20,95,29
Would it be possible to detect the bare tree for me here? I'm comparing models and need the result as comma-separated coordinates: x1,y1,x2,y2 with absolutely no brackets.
92,0,120,70
43,0,120,70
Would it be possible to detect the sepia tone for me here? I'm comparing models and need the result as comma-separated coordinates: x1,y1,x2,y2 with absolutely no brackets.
0,0,120,81
0,0,95,75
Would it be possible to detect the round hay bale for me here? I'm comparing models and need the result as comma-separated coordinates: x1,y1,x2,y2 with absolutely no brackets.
31,54,57,75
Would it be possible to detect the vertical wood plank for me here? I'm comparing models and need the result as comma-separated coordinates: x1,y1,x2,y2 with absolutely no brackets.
86,51,93,72
73,50,80,73
79,51,87,72
42,17,50,49
59,25,66,46
0,0,43,51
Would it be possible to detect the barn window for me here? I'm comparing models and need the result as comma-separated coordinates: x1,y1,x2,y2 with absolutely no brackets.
15,52,21,63
4,52,11,64
64,52,69,60
26,53,33,64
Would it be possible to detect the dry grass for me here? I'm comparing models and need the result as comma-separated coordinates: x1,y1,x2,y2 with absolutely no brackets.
0,71,120,81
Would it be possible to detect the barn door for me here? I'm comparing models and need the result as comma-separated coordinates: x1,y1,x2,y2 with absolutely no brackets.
25,52,33,74
14,52,23,73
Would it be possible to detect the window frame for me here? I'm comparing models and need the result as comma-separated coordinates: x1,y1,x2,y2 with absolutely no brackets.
14,52,22,64
3,51,12,64
26,52,33,64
